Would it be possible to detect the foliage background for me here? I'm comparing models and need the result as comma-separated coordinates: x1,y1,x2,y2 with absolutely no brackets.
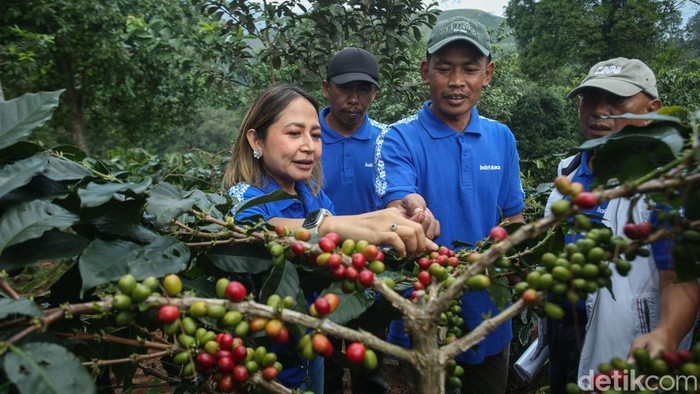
1,1,699,392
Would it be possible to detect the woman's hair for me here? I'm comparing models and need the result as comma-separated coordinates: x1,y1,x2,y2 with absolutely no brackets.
222,84,323,194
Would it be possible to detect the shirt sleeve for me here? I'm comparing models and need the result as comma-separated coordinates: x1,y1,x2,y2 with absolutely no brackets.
499,128,525,218
229,184,276,221
375,126,418,208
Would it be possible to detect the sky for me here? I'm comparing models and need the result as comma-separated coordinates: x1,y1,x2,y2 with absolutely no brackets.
434,0,698,23
434,0,509,16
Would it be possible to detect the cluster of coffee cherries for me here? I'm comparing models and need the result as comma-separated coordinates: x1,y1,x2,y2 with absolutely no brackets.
268,226,387,294
513,223,636,320
444,359,466,391
111,274,290,392
438,298,466,345
566,343,700,393
412,246,491,296
293,331,378,371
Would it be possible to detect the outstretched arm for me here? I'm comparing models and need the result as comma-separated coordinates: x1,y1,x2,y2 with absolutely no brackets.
269,207,438,257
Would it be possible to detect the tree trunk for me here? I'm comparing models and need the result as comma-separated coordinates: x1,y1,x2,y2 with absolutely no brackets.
406,315,446,394
0,77,5,101
55,55,90,154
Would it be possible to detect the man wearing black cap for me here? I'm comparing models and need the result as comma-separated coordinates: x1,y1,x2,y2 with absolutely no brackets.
320,47,385,216
376,16,525,393
320,47,389,394
544,58,698,392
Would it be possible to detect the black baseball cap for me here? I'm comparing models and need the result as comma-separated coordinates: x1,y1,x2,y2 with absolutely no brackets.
326,47,379,87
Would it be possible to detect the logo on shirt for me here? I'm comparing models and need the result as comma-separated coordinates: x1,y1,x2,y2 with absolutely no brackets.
364,162,373,168
479,164,501,171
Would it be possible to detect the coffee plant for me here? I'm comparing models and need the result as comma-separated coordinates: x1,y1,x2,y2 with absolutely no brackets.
0,91,698,393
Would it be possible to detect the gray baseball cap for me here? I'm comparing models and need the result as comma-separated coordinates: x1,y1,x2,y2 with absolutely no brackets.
567,57,659,99
427,16,491,57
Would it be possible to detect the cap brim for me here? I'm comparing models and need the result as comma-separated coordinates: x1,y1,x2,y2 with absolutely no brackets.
330,73,379,87
567,79,643,98
427,37,490,57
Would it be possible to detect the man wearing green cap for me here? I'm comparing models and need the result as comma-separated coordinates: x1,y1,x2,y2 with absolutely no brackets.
542,57,699,390
376,16,525,393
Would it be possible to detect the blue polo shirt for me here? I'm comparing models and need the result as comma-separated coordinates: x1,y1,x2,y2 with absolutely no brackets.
228,177,336,220
320,106,386,215
227,176,332,390
376,102,525,363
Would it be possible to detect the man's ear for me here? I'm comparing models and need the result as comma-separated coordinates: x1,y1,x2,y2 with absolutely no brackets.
641,99,664,126
648,98,663,113
420,60,430,85
321,80,331,99
482,61,494,87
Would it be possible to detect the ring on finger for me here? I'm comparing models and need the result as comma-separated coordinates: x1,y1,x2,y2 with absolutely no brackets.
390,223,398,232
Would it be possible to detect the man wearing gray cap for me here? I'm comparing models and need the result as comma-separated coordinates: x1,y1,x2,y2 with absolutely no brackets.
543,57,698,390
320,47,390,394
376,16,525,393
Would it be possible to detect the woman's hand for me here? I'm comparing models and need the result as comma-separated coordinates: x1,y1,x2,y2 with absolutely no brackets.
320,207,438,256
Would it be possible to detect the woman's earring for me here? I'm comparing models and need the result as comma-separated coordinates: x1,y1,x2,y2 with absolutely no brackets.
253,149,262,159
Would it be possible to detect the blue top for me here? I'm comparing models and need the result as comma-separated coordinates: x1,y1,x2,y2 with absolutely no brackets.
228,177,336,219
320,106,386,215
376,102,525,363
227,176,332,388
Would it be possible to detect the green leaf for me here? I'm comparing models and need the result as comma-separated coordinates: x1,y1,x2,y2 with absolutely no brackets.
0,230,89,270
0,90,65,151
323,285,375,326
79,237,189,296
487,277,511,311
0,299,44,320
0,154,47,200
0,141,43,162
145,182,198,228
89,200,156,242
3,342,96,394
78,178,151,208
206,245,272,274
580,124,684,184
43,155,92,182
50,145,88,162
234,190,300,218
187,189,227,214
260,261,300,302
0,200,79,251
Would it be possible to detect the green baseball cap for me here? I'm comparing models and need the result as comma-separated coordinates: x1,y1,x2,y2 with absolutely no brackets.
567,57,659,99
427,16,491,57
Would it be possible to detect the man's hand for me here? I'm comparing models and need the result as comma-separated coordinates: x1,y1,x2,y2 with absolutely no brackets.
388,194,440,240
628,329,672,360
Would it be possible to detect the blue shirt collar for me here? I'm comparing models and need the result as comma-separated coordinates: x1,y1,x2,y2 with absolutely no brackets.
320,106,372,143
579,150,594,176
420,101,483,139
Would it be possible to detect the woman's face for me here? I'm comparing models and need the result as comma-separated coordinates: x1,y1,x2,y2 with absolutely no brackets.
250,97,322,194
